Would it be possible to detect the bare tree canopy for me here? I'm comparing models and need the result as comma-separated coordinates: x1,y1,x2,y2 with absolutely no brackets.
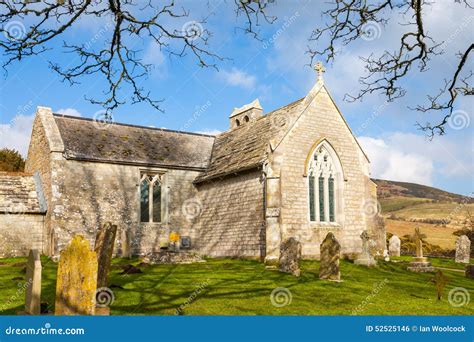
307,0,473,137
0,0,472,137
0,0,224,113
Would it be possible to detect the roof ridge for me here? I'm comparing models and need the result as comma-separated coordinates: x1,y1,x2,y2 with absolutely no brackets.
52,113,217,139
262,97,305,118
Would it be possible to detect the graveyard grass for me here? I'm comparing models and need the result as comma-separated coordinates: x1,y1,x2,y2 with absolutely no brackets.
0,257,473,315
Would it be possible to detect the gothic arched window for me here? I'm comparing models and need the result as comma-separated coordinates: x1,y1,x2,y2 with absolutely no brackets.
140,173,162,223
307,142,342,223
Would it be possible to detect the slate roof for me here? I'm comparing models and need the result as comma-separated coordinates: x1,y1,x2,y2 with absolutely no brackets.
53,115,215,170
194,98,305,182
0,173,46,214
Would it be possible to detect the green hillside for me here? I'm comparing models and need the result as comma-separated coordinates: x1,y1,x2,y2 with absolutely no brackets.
371,179,473,251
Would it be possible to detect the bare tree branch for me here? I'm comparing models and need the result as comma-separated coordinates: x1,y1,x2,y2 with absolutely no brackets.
0,0,223,113
234,0,277,39
415,44,474,137
309,0,473,136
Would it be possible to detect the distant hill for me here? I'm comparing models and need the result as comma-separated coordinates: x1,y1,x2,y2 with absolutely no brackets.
371,179,474,204
371,179,473,251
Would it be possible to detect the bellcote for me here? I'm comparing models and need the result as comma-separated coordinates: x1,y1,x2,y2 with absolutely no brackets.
229,98,263,129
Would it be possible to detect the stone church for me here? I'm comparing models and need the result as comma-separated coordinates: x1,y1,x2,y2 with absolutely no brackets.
0,67,384,262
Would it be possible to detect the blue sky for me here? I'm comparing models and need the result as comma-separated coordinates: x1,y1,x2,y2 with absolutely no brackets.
0,1,472,195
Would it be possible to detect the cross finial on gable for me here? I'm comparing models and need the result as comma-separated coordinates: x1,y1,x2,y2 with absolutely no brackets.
314,61,325,81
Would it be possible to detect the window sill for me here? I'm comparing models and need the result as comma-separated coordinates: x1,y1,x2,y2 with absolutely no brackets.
309,222,342,229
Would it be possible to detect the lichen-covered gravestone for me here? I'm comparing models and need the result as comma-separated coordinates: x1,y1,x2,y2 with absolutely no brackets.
25,249,41,315
354,231,377,266
388,235,401,257
94,222,118,288
455,235,471,264
55,236,98,315
278,237,302,276
319,232,341,281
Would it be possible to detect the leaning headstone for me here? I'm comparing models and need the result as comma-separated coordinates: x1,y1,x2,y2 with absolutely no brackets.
319,232,341,281
388,235,401,257
25,249,41,315
407,227,434,272
354,231,377,266
55,235,98,315
278,237,302,276
455,235,471,264
94,222,118,288
465,264,474,279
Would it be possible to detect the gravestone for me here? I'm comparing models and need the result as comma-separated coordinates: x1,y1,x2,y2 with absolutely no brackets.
432,270,448,300
25,249,41,315
55,235,98,315
407,227,434,272
465,264,474,279
455,235,471,264
319,232,341,281
119,228,131,258
94,222,118,288
354,231,377,266
388,235,401,257
278,237,302,276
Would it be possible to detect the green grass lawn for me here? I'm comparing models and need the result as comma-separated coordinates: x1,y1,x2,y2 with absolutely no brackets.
0,257,473,315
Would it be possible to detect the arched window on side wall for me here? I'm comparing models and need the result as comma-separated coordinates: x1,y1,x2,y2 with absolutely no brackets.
140,173,162,223
307,141,342,223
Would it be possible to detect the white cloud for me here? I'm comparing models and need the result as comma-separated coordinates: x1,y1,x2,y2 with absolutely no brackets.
0,114,35,156
56,108,82,117
359,135,434,185
219,68,257,89
143,42,167,79
359,132,474,186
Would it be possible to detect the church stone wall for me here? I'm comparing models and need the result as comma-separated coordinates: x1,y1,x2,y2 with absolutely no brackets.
274,87,376,258
44,158,203,256
25,113,55,255
194,170,265,259
0,214,44,257
47,158,265,258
